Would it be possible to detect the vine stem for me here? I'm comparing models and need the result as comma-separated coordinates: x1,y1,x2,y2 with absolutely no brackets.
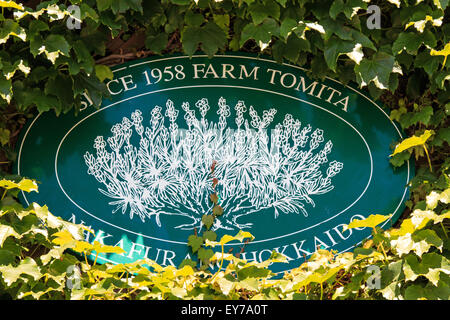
441,222,448,239
423,145,432,172
320,282,324,300
373,227,389,264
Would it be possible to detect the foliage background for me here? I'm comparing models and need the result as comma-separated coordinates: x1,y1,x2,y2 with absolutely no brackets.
0,0,449,300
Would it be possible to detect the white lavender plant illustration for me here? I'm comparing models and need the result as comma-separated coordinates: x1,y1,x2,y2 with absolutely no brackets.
84,97,343,230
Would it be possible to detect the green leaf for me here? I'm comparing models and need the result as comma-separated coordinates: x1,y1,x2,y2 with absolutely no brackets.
329,0,345,20
279,18,297,40
0,19,26,44
179,258,197,269
146,33,168,54
74,72,109,107
187,234,203,253
249,0,280,25
355,52,402,90
412,229,443,252
403,252,449,285
0,128,10,146
240,18,280,49
398,106,434,128
73,40,95,73
324,37,358,72
44,75,75,112
0,76,12,103
94,65,114,82
185,10,204,27
0,249,16,266
202,214,214,230
393,32,424,55
212,205,223,217
45,34,70,56
182,22,227,57
404,282,450,300
170,0,190,4
96,0,113,12
213,14,230,32
390,150,411,167
197,247,214,264
202,230,217,242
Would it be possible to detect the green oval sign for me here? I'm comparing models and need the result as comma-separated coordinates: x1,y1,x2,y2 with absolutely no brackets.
17,54,411,273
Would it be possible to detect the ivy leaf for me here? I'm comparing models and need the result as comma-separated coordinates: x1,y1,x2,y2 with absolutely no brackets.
392,31,436,55
206,230,255,248
324,37,359,72
187,234,203,253
170,0,190,4
96,0,113,12
391,130,434,156
175,265,194,277
197,247,214,264
403,253,449,285
405,15,443,33
0,225,21,247
74,72,109,107
92,241,126,254
430,42,450,70
182,22,226,58
184,10,204,27
0,128,10,146
404,284,449,300
178,258,197,269
213,14,230,33
212,205,223,217
44,74,74,113
0,0,24,10
0,249,16,266
202,230,217,242
45,34,70,56
0,19,27,44
249,0,280,25
0,76,12,103
202,214,214,230
344,214,391,230
432,0,449,9
279,18,297,41
52,230,75,247
94,65,114,82
73,40,95,74
209,193,218,205
355,52,402,90
0,257,41,286
240,18,280,50
145,33,168,54
0,178,38,193
390,150,411,168
412,229,443,252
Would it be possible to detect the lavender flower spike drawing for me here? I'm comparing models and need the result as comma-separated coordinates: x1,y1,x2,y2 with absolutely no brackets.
84,97,344,231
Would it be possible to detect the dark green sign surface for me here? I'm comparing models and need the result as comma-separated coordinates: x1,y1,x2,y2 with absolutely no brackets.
17,54,411,273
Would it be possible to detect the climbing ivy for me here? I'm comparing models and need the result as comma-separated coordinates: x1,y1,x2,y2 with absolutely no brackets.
0,0,449,300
